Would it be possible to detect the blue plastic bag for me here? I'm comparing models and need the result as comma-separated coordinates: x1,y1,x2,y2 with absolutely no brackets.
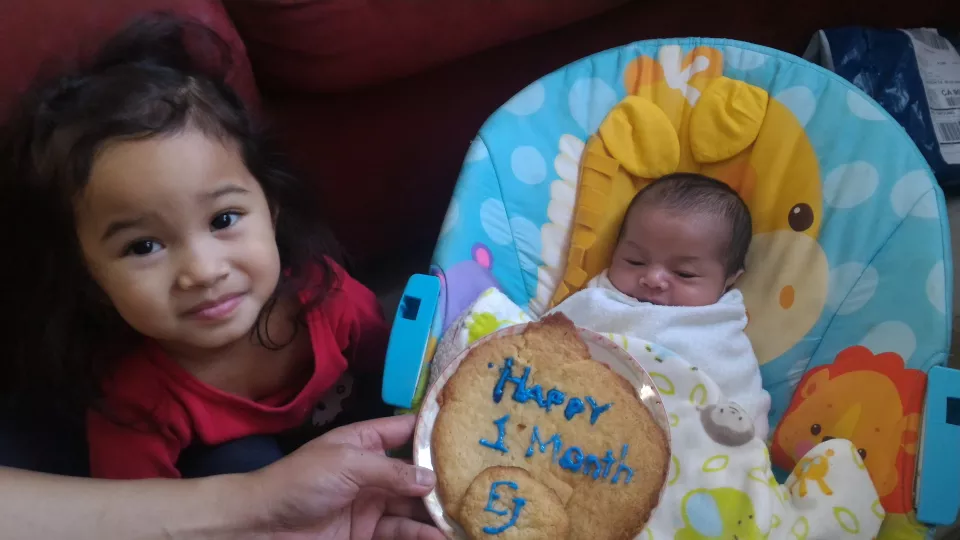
805,28,960,193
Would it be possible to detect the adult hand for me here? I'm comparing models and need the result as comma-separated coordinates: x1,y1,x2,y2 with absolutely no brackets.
250,415,444,539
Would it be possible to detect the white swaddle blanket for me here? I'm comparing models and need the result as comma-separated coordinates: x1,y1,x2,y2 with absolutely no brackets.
550,270,771,441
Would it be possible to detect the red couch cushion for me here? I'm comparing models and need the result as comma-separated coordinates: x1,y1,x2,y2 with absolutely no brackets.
259,0,955,266
0,0,258,121
225,0,627,93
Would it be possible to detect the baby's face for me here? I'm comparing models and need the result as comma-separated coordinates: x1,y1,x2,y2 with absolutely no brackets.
608,205,738,307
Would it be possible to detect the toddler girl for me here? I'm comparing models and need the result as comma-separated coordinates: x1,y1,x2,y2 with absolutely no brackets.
1,17,388,479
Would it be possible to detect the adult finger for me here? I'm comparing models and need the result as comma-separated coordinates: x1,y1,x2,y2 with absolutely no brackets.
373,516,446,540
340,449,436,497
384,495,433,522
319,415,417,451
356,487,432,521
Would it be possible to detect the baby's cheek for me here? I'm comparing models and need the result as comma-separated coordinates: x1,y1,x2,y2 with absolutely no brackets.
607,266,633,292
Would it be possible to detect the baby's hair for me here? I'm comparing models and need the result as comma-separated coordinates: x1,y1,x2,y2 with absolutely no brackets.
619,173,752,276
0,14,340,417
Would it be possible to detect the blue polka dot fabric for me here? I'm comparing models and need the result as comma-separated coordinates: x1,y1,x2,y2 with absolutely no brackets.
429,38,952,433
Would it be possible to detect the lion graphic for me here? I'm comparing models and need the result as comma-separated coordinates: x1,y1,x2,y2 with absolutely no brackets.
771,346,926,514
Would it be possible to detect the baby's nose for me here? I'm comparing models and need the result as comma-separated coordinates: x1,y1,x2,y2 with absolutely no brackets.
642,268,669,289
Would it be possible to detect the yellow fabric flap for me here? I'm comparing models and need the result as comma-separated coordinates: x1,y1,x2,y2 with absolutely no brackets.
597,95,680,178
689,77,769,164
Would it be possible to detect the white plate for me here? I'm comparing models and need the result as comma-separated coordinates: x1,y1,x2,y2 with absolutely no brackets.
413,322,671,539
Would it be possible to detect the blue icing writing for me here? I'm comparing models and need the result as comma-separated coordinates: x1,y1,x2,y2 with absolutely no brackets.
611,445,634,485
559,446,584,472
601,449,617,479
585,396,613,425
564,397,585,421
479,415,510,454
493,358,567,412
525,426,562,462
523,427,633,486
545,388,566,411
524,385,548,409
582,454,603,480
492,357,529,404
491,358,613,423
483,481,511,516
492,357,566,412
483,481,527,534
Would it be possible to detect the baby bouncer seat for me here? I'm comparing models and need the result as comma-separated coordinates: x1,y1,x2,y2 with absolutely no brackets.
383,38,960,538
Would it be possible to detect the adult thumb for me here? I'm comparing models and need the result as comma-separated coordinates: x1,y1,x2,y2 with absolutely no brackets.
340,449,436,497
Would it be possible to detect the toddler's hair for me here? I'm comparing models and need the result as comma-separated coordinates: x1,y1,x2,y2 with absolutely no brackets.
620,173,752,275
0,15,340,417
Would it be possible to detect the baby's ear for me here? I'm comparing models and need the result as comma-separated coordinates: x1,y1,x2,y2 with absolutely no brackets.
725,268,745,290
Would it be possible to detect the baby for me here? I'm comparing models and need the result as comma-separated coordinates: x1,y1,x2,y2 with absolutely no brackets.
553,172,771,439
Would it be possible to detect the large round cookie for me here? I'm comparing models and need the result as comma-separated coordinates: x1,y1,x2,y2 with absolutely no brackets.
432,314,669,540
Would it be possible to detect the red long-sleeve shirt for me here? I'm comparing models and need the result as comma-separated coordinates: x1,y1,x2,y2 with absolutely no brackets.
86,263,387,479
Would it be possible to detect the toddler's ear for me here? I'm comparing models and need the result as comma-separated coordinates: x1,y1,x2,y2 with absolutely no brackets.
81,279,113,306
271,204,280,227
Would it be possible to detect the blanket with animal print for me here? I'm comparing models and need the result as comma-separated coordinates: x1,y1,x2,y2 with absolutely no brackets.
431,288,883,539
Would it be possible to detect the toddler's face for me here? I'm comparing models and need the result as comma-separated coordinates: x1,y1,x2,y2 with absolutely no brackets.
608,205,740,307
74,128,281,353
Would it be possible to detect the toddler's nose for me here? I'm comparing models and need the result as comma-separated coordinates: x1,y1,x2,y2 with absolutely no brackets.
177,245,229,290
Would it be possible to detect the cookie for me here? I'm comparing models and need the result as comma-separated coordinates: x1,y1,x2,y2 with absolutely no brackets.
432,314,669,540
457,466,569,540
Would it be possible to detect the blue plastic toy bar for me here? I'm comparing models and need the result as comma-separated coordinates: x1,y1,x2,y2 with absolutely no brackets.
381,274,440,409
916,365,960,525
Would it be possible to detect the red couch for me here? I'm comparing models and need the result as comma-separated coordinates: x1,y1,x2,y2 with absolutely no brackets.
2,0,954,270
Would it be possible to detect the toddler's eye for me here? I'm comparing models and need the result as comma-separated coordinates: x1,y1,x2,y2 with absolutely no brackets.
625,260,645,266
211,211,240,231
124,239,161,257
676,271,697,279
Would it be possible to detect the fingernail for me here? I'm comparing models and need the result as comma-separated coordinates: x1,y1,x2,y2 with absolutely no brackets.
415,466,436,487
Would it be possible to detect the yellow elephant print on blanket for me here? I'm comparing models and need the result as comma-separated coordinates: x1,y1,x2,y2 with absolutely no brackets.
675,487,763,540
465,312,512,344
551,45,828,365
